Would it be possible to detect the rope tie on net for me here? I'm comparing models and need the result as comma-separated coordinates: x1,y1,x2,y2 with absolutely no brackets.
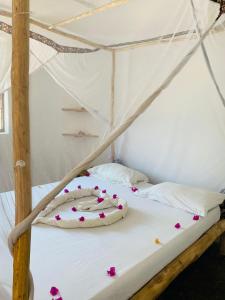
8,12,222,300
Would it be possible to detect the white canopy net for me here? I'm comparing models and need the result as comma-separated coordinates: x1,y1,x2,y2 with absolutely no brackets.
0,0,225,297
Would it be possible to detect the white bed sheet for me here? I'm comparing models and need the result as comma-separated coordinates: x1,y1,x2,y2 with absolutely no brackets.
0,176,220,300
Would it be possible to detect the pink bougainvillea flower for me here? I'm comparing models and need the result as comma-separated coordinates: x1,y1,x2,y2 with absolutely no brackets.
174,223,181,229
79,216,85,222
85,171,91,177
56,297,63,300
77,185,82,189
107,266,116,277
193,215,200,221
117,204,123,210
94,186,99,190
97,197,104,204
64,188,69,193
102,189,107,194
131,186,138,192
113,194,118,199
50,286,59,296
99,212,106,219
55,215,61,221
71,207,77,212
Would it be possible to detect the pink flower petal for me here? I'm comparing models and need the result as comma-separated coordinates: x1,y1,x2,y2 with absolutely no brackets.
50,287,59,296
64,188,69,193
113,194,118,199
55,215,61,221
102,189,107,194
193,215,200,221
107,266,116,277
94,186,99,190
131,186,138,192
99,212,106,219
174,223,181,229
117,204,123,210
71,207,77,212
56,298,63,300
79,216,85,222
85,171,91,177
77,185,82,189
97,197,104,203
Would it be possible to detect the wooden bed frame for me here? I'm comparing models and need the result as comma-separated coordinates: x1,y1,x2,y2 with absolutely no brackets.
10,0,225,299
131,219,225,300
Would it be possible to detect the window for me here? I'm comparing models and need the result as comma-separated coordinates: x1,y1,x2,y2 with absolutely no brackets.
0,94,5,132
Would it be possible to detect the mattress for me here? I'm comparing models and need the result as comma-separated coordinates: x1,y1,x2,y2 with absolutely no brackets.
0,176,221,300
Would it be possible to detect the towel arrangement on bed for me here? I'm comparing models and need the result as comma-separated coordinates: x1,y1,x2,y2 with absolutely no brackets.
33,187,128,228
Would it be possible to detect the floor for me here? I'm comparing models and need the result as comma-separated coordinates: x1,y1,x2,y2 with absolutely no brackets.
159,242,225,300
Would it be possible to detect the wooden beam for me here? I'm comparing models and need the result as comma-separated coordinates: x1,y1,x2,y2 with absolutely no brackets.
62,107,87,112
11,1,31,300
49,0,129,29
0,9,112,51
131,219,225,300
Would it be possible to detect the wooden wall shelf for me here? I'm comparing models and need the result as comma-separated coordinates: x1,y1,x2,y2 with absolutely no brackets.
62,107,87,112
62,131,99,138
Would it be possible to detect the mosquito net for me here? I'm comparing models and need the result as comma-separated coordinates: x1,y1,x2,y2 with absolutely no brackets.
1,0,225,299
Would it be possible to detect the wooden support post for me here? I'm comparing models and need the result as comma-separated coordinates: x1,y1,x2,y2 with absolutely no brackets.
12,1,31,300
110,50,116,161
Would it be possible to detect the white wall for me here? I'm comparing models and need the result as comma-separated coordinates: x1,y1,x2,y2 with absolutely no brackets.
0,68,109,192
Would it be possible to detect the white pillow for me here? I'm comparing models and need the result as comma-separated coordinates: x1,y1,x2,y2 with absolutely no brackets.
88,163,148,185
138,182,224,216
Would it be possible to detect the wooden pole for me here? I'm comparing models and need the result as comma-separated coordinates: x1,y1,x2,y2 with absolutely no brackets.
110,50,116,161
11,1,31,300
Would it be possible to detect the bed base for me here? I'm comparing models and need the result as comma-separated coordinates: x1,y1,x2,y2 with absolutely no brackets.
130,219,225,300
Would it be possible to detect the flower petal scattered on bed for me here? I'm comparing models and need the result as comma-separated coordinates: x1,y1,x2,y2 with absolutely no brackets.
77,185,82,189
79,216,85,222
131,186,138,192
107,266,116,277
193,215,200,221
64,189,69,193
117,204,123,210
94,186,99,190
113,194,118,199
55,215,61,221
174,222,181,229
102,189,107,194
99,212,106,219
71,207,77,212
50,286,59,296
97,197,104,203
154,238,161,245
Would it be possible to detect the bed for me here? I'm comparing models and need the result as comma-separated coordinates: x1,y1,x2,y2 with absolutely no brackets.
0,175,223,300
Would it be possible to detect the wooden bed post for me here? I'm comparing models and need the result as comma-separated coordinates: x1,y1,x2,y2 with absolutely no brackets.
110,50,116,161
11,0,31,300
